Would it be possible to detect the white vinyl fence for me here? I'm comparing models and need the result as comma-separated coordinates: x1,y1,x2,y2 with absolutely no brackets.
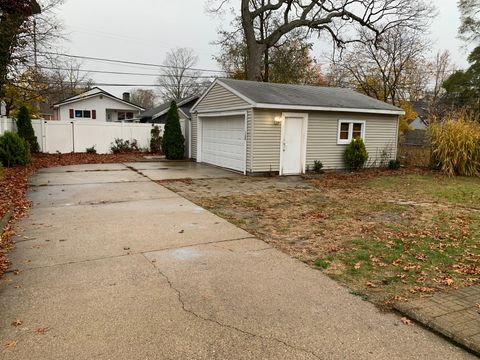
0,118,164,154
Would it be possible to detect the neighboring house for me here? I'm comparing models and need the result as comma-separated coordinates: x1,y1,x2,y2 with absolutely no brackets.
403,101,430,146
53,87,144,122
190,79,404,175
140,95,199,158
409,101,429,130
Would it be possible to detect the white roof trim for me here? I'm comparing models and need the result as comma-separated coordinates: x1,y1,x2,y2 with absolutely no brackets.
254,103,405,116
53,92,144,111
152,96,198,120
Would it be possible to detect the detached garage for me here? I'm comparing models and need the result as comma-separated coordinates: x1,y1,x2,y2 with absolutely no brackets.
190,79,404,175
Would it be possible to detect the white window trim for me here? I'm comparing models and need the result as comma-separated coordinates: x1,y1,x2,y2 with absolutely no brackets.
337,120,366,145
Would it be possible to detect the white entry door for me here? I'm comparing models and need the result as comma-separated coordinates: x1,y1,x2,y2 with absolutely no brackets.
201,115,246,172
281,115,306,175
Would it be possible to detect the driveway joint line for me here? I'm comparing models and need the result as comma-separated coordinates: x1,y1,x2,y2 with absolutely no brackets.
29,180,150,187
140,252,322,359
9,236,259,270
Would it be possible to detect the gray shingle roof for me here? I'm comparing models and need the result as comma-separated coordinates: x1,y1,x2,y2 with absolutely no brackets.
141,95,200,119
218,79,402,113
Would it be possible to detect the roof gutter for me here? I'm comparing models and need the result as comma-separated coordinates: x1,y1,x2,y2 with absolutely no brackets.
253,103,405,116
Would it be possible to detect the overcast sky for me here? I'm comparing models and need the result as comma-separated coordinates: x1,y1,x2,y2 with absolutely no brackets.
52,0,469,98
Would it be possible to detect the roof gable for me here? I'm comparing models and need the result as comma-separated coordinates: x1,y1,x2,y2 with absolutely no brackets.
53,87,145,111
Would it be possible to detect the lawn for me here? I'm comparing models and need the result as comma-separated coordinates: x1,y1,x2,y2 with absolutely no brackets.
165,169,480,307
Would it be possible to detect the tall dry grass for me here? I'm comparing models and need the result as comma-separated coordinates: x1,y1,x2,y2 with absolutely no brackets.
429,112,480,177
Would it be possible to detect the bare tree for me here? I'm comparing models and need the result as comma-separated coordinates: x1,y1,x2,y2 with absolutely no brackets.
157,48,204,101
209,0,434,81
458,0,480,43
130,88,156,109
329,26,429,105
430,50,453,103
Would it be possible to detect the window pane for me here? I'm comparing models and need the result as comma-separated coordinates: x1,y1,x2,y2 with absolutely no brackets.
126,112,134,119
75,110,83,118
118,112,125,120
340,123,349,140
352,123,362,139
83,110,91,118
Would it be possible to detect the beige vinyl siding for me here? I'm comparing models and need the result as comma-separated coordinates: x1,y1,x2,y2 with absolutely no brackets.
306,112,398,169
195,83,250,112
251,109,282,172
252,109,399,172
191,113,198,159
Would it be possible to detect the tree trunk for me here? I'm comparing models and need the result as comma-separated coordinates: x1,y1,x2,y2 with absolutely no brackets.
241,0,264,81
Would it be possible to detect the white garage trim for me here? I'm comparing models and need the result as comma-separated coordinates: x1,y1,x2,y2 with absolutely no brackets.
279,112,308,176
197,110,248,175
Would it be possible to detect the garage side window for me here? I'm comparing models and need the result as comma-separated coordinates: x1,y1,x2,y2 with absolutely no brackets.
337,120,365,145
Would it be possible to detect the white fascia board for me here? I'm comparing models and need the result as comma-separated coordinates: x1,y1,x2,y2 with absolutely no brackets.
55,93,144,111
190,80,218,113
254,103,405,116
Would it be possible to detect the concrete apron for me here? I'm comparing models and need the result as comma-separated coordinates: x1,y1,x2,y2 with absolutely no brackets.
0,164,474,360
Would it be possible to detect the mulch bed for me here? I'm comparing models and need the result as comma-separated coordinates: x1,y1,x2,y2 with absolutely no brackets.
0,152,145,277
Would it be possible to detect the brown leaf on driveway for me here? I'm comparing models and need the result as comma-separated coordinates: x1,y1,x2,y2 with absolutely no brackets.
401,317,412,325
11,319,22,327
4,340,17,348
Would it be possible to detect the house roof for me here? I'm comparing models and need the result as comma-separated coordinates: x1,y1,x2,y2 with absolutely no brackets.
193,79,404,115
141,95,200,120
53,87,145,111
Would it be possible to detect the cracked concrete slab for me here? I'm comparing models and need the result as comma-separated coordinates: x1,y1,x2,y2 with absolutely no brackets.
29,170,148,186
125,161,242,180
39,163,129,173
28,181,177,208
10,197,251,270
144,239,474,360
0,163,475,359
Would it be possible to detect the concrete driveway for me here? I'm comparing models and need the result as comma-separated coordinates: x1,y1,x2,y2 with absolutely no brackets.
0,163,474,359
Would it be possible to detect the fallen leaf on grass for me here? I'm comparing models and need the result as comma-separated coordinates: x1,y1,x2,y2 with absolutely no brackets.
366,281,377,288
401,317,412,325
4,340,17,348
11,319,22,327
354,262,361,270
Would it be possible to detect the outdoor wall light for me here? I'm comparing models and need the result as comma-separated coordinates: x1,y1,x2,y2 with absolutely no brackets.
274,116,283,124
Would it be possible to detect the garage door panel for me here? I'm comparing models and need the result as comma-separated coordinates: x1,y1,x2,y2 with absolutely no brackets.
202,116,245,172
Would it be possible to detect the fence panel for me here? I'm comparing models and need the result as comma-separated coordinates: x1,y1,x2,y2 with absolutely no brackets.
2,119,166,155
0,118,15,135
44,121,74,154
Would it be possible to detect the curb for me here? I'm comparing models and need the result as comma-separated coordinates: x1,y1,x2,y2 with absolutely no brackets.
394,303,480,357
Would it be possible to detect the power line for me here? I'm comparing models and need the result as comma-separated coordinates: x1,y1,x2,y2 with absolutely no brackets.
36,65,218,79
39,52,229,74
26,80,210,88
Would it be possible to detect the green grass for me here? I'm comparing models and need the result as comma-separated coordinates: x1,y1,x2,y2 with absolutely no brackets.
367,174,480,207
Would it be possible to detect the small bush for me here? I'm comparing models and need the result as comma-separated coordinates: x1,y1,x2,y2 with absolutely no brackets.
0,131,31,167
429,113,480,177
313,160,324,173
344,138,369,171
388,159,401,170
110,138,139,154
86,146,97,154
150,125,162,153
162,101,185,160
16,106,39,153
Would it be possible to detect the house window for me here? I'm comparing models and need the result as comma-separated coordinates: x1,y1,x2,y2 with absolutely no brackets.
337,121,365,144
74,110,92,118
118,111,134,121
